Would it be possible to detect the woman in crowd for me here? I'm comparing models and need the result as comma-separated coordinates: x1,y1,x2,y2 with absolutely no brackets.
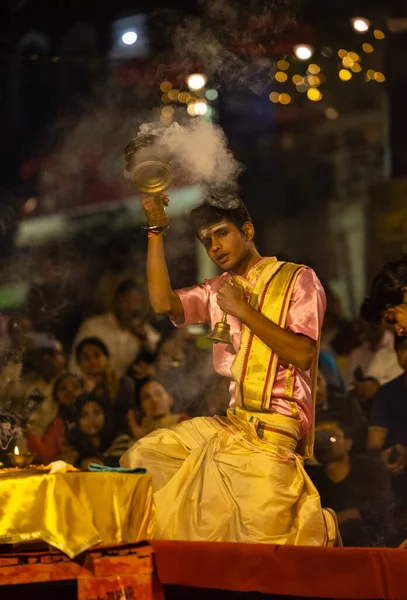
128,378,188,440
68,395,131,469
75,337,135,434
26,372,83,464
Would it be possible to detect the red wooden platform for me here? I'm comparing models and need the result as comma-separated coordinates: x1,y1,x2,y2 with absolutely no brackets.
1,540,407,599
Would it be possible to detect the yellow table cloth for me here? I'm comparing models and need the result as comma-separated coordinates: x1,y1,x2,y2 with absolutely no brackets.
0,471,155,558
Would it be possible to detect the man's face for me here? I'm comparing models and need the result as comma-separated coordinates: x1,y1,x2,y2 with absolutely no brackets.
116,289,144,323
315,427,352,464
383,296,407,337
198,220,251,271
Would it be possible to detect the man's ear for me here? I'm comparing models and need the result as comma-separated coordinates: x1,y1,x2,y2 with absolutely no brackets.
241,221,255,241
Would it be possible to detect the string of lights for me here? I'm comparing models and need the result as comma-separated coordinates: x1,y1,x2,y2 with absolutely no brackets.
158,20,387,122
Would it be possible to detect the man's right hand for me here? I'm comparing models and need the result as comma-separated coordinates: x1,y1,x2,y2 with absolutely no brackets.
382,444,407,476
354,378,379,402
141,193,170,226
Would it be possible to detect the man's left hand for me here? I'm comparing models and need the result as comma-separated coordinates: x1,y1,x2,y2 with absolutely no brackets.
217,281,246,318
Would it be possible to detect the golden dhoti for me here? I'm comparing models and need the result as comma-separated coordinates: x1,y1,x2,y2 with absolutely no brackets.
120,408,337,546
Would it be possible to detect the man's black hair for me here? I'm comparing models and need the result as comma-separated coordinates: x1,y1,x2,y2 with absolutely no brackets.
75,337,110,362
115,279,140,298
361,256,407,325
189,191,252,238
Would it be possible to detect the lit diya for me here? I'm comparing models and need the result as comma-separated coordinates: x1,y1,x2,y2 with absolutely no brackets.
7,446,36,469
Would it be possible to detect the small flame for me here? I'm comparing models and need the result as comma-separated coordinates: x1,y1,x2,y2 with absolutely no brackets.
14,446,19,455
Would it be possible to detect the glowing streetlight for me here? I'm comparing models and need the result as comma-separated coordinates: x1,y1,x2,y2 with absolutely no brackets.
351,18,370,33
186,73,207,91
194,100,208,115
122,31,138,45
294,45,314,60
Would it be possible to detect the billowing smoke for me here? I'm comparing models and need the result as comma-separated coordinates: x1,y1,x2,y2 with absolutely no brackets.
125,119,242,197
166,0,296,93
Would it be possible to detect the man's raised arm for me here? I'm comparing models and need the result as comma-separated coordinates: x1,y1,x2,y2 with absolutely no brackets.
141,195,184,318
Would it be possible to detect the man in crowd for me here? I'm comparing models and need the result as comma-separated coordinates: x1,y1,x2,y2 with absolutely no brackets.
309,424,394,546
367,335,407,475
315,368,367,453
71,279,160,377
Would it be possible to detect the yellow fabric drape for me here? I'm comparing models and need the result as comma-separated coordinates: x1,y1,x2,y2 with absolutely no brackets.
0,472,155,558
232,260,304,414
121,410,337,545
120,258,338,545
231,260,321,458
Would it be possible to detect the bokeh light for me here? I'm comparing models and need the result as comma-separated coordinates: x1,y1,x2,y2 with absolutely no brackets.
24,198,38,213
168,89,180,101
307,88,322,101
338,49,348,59
277,59,290,70
351,18,370,33
160,108,173,125
178,91,190,103
194,100,208,115
308,75,321,87
308,64,321,75
186,73,207,91
121,31,138,45
187,103,197,116
278,93,291,105
296,83,308,93
374,71,386,82
292,74,304,85
351,63,362,73
339,69,352,81
374,29,385,40
348,52,361,62
161,106,174,117
269,91,280,103
362,43,374,53
294,45,314,60
342,56,354,68
325,107,339,120
161,93,171,104
205,89,219,101
160,81,172,93
275,71,288,83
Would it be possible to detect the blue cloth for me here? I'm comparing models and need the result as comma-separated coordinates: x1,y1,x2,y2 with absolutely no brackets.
369,374,407,447
88,463,146,474
319,350,346,393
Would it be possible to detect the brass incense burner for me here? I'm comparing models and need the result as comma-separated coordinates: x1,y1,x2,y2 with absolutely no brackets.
124,134,172,195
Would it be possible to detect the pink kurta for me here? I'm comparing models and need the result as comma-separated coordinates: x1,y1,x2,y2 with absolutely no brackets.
172,258,326,436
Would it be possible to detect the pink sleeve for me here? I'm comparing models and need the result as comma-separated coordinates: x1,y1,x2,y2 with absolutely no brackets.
286,268,326,342
170,282,210,327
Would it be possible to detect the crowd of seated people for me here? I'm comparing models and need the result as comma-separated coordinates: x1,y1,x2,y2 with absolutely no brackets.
0,240,406,548
0,240,227,473
311,306,407,547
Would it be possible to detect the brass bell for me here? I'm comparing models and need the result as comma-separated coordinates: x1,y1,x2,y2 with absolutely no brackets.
207,312,232,345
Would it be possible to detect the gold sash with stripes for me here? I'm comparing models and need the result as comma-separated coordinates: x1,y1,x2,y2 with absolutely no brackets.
231,260,318,459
